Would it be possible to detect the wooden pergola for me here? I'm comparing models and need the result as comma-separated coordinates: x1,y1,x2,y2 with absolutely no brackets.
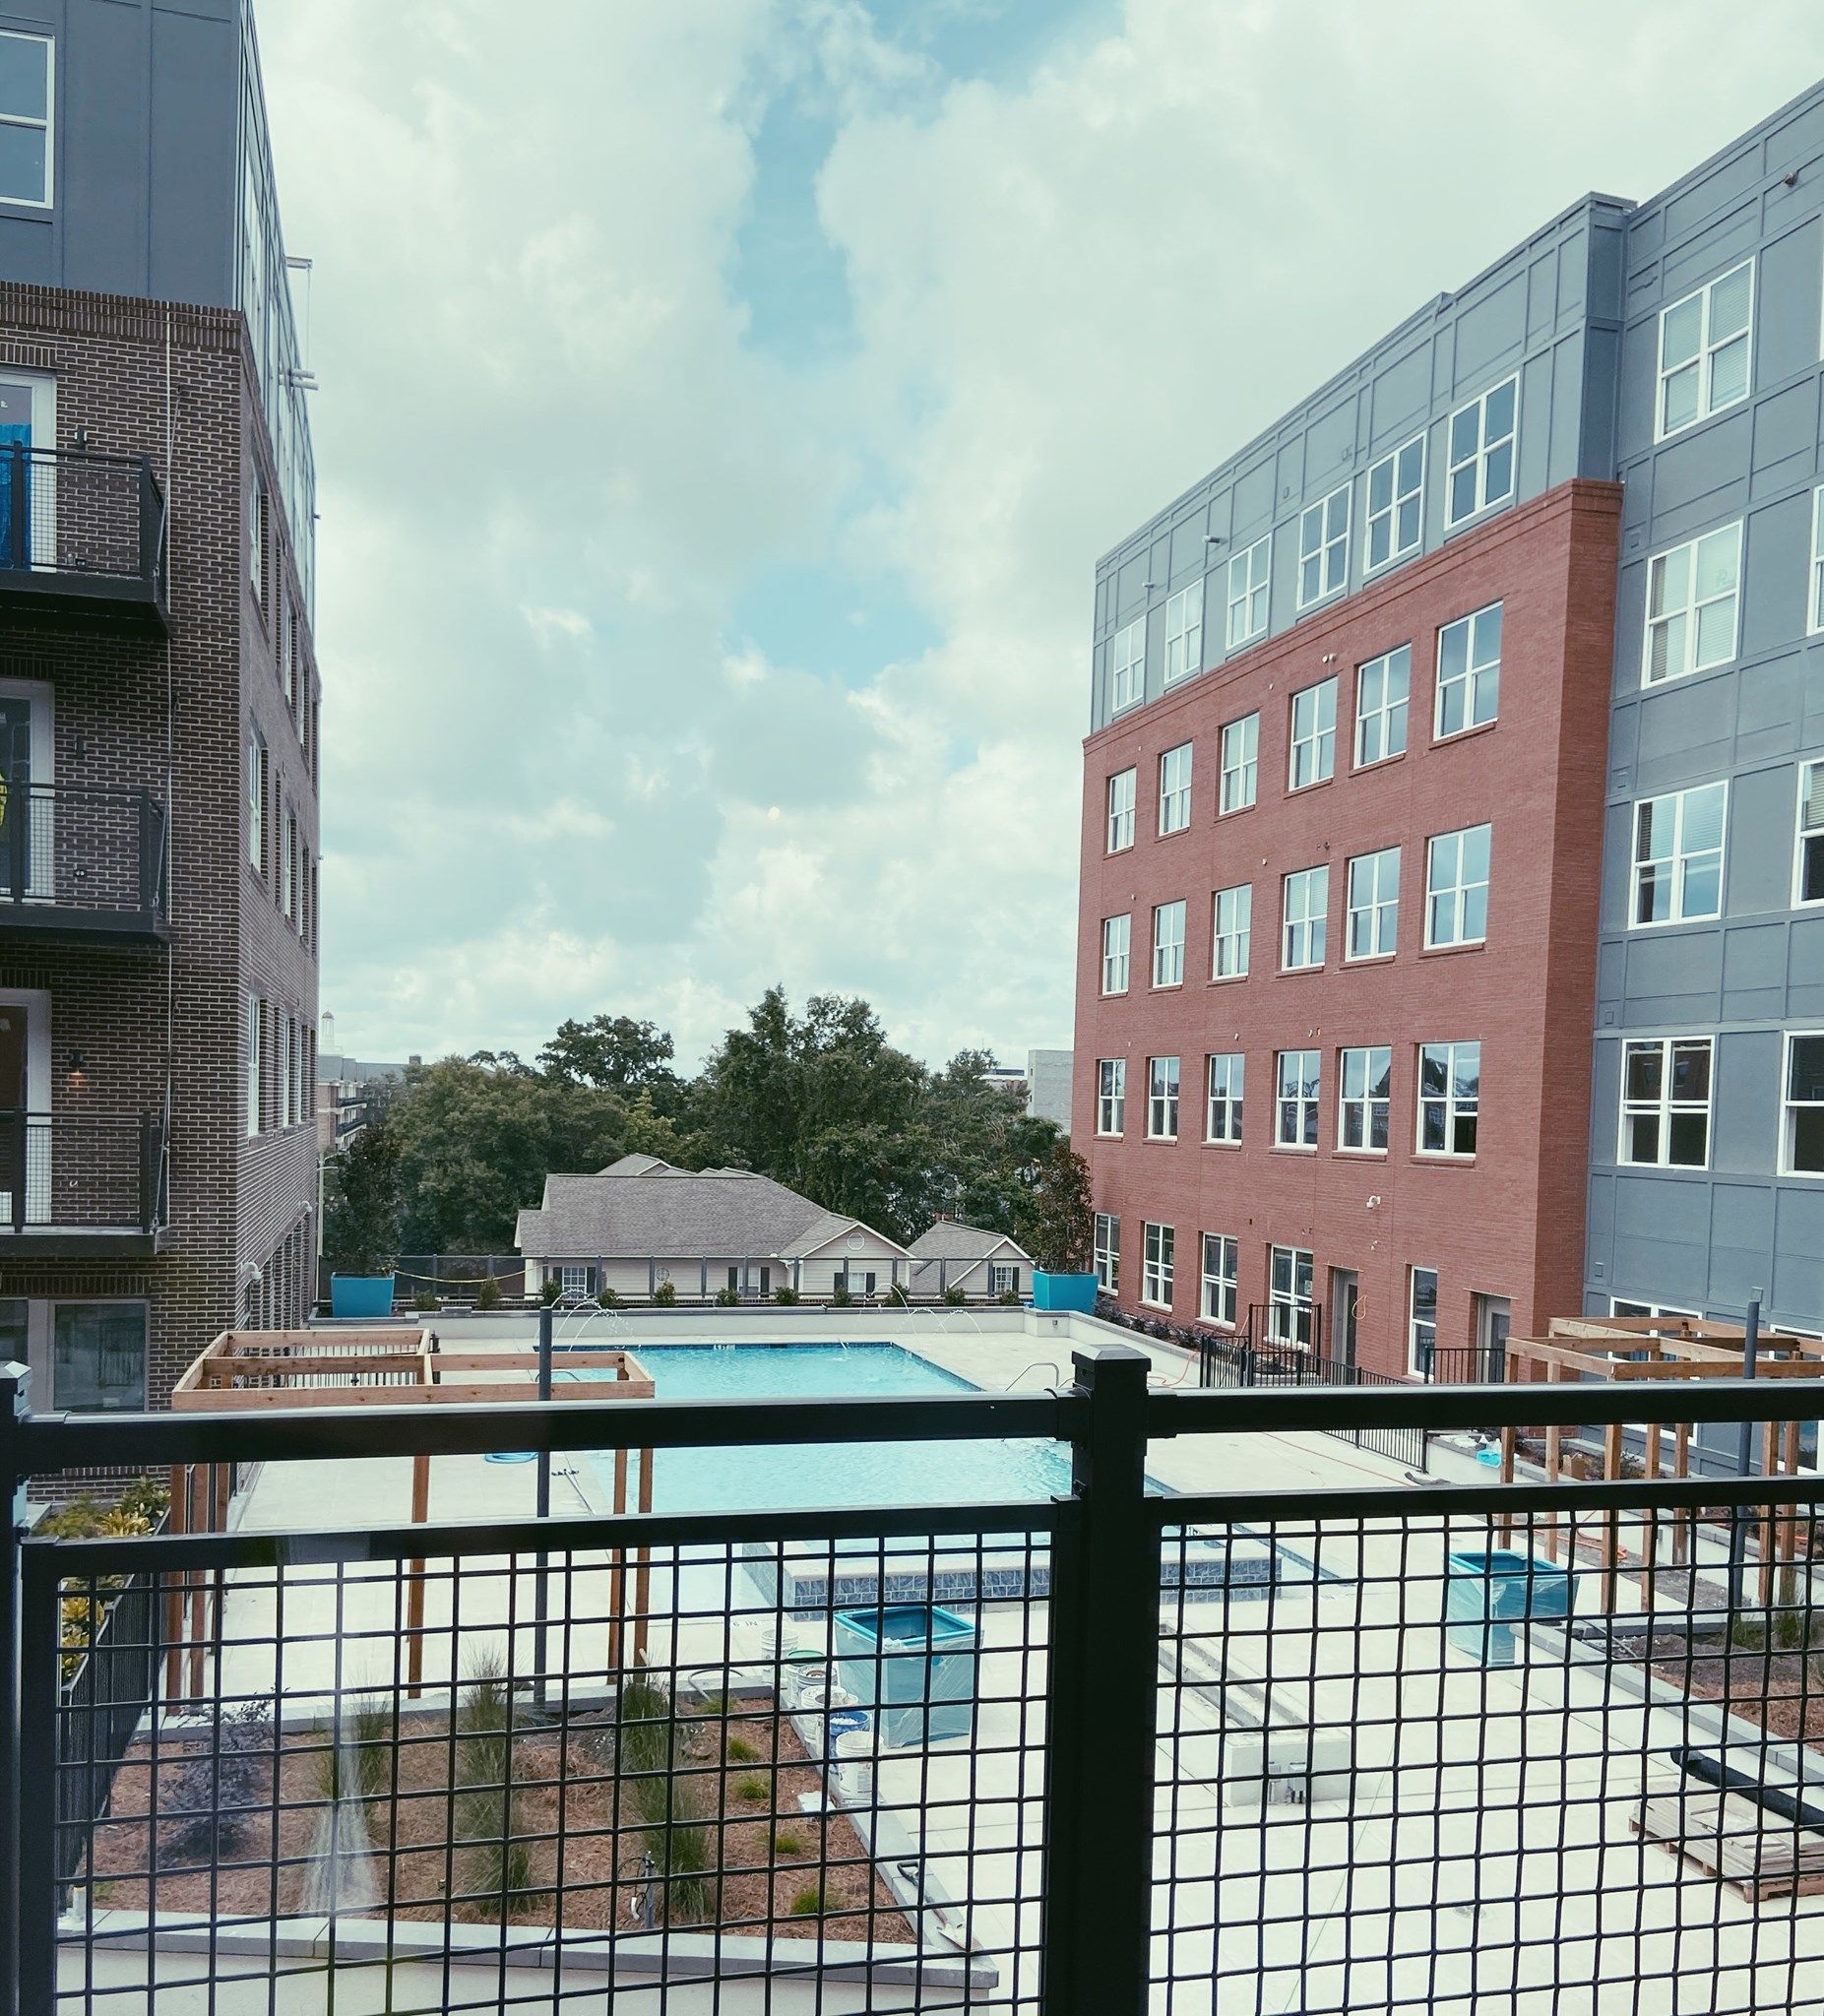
1492,1313,1823,1610
164,1327,657,1700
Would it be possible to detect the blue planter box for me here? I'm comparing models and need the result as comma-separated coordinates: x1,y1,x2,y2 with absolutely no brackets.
330,1274,396,1319
1445,1547,1575,1666
834,1604,978,1747
1032,1270,1099,1313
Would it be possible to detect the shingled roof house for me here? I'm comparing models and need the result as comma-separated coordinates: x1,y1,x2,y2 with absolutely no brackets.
907,1222,1034,1301
514,1156,912,1301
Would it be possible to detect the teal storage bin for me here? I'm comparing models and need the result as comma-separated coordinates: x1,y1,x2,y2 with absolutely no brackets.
1445,1547,1574,1666
833,1605,977,1746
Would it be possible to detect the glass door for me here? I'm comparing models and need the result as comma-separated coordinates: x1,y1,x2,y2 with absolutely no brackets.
0,375,50,567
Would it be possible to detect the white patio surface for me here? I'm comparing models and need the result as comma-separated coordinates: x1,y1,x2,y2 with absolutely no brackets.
89,1320,1824,2012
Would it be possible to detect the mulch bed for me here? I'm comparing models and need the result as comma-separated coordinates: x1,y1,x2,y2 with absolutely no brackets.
86,1695,913,1944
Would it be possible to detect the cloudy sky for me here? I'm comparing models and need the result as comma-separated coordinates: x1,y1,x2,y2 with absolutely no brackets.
258,0,1824,1072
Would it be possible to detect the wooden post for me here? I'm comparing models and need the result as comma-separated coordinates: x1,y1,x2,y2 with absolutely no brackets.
1782,1418,1802,1569
1497,1425,1516,1545
1673,1422,1691,1567
406,1453,429,1698
607,1444,628,1672
1759,1419,1779,1607
163,1462,186,1703
1602,1420,1623,1614
633,1447,654,1670
1642,1417,1661,1599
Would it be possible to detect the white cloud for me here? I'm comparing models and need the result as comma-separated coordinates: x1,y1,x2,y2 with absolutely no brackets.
258,0,1824,1072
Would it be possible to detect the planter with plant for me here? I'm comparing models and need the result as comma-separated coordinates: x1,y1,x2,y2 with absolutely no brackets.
324,1121,403,1318
1022,1141,1100,1313
653,1279,678,1307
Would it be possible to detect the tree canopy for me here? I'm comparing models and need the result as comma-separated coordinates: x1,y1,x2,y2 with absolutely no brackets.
356,986,1065,1252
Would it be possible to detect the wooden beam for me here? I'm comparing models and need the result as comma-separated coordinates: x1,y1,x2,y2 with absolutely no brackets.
406,1453,429,1699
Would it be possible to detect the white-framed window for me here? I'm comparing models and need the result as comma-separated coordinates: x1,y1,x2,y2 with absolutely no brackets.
1200,1233,1239,1328
247,728,267,874
559,1264,595,1298
1101,914,1131,994
1425,824,1490,948
1147,1055,1180,1140
1296,482,1350,608
1105,767,1135,852
1220,712,1258,813
1281,865,1328,972
1267,1244,1315,1348
1644,524,1741,685
1631,782,1726,927
1796,760,1824,909
1417,1040,1480,1159
988,1261,1019,1297
1346,847,1400,961
1435,601,1501,737
1206,1052,1243,1145
1355,645,1410,767
1339,1045,1392,1153
1226,535,1270,650
1159,741,1193,835
246,994,263,1136
1619,1037,1712,1168
1094,1213,1120,1292
0,32,53,208
1408,1268,1439,1377
1444,375,1518,528
1211,882,1251,979
1142,1222,1175,1309
1782,1033,1824,1176
1164,581,1204,685
1097,1057,1127,1137
1275,1049,1320,1149
1810,487,1824,636
1365,433,1424,572
1289,677,1337,789
1657,260,1753,440
1152,900,1186,986
1110,617,1145,713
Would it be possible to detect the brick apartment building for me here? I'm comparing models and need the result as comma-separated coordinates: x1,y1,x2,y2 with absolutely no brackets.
1080,83,1824,1377
0,0,319,1412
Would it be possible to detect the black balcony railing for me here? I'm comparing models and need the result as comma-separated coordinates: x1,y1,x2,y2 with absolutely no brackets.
0,1110,167,1239
5,1352,1822,2014
0,444,169,629
0,785,168,940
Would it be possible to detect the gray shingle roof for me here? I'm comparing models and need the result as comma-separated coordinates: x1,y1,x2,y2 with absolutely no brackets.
515,1166,909,1261
908,1223,1029,1262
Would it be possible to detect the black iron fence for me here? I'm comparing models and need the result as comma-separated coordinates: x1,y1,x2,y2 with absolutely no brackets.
0,784,167,922
52,1565,160,1888
5,1358,1824,2013
0,443,167,605
0,1110,167,1234
1195,1319,1427,1473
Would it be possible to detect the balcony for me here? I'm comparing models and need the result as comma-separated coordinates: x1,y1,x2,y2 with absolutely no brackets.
0,1109,169,1257
5,1332,1821,2013
0,786,169,946
0,444,170,633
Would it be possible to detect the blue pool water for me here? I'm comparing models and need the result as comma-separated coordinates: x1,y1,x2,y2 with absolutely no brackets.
560,1341,1074,1514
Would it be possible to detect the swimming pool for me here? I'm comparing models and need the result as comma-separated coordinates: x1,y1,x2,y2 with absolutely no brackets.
561,1341,1074,1515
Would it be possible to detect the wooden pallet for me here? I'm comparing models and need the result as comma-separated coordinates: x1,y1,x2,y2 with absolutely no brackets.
1634,1790,1824,1902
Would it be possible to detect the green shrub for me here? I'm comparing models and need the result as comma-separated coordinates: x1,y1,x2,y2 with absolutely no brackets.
597,1286,619,1309
941,1286,967,1306
734,1773,770,1804
884,1282,910,1307
998,1289,1021,1306
413,1291,440,1312
788,1884,826,1917
715,1286,740,1306
830,1284,853,1308
725,1735,759,1763
618,1674,676,1779
539,1280,561,1305
772,1829,805,1858
653,1279,678,1307
474,1275,502,1311
774,1286,799,1305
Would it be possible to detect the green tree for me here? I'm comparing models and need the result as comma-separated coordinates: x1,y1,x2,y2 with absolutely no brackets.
914,1048,1063,1236
539,1015,681,1099
695,986,929,1240
1018,1139,1096,1275
384,1055,630,1250
323,1119,405,1276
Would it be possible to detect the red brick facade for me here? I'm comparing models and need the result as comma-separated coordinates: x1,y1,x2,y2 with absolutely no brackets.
0,281,320,1409
1076,480,1620,1377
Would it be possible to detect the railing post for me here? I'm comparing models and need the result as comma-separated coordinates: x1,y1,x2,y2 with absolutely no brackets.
2,780,22,907
1,1360,31,2016
4,441,25,570
1042,1342,1156,2015
138,1114,160,1233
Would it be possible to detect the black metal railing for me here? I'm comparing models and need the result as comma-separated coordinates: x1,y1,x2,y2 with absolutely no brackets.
0,1111,167,1234
4,1355,1824,2014
1419,1340,1510,1384
1195,1315,1426,1471
0,784,167,924
0,444,168,616
52,1566,159,1888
